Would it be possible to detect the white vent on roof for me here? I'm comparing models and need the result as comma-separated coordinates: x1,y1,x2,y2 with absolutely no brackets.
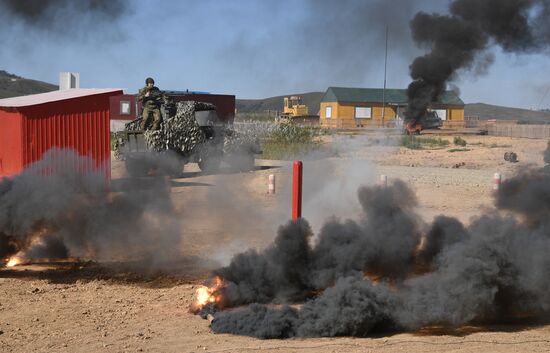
59,72,80,90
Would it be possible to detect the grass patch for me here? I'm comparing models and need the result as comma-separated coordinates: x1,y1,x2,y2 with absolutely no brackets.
401,136,422,149
261,123,322,160
401,136,450,149
453,136,467,146
448,148,471,152
487,143,512,148
262,141,321,159
457,141,512,148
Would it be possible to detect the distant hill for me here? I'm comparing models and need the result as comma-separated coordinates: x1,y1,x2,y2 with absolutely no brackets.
0,70,58,99
465,103,550,124
236,92,324,115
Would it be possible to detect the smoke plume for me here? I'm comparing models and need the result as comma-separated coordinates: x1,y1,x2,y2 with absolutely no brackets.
217,0,443,96
406,0,550,125
0,149,181,266
198,142,550,338
0,0,127,29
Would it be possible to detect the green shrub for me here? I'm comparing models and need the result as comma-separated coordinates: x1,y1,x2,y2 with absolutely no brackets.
261,123,320,160
268,123,315,144
453,136,467,146
487,143,512,148
262,141,321,160
401,135,422,149
419,137,450,147
401,136,449,149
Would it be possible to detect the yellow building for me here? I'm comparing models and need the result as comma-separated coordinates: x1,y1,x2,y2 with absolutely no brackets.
319,87,465,128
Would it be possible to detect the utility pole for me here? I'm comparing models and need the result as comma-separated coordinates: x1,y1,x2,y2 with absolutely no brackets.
381,25,388,128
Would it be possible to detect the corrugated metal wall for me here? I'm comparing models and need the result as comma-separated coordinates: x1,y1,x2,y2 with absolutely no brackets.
0,91,122,178
0,109,23,176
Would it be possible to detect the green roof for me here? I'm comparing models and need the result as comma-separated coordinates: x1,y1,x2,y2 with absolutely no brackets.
321,87,464,106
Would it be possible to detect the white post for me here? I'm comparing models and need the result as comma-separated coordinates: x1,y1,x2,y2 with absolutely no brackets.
493,173,501,191
268,174,276,194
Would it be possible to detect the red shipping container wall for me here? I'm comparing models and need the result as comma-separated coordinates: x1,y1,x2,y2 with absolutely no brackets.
0,89,123,179
0,111,24,176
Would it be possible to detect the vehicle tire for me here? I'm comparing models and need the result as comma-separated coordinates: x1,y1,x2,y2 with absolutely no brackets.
158,154,184,177
125,157,151,177
198,155,222,173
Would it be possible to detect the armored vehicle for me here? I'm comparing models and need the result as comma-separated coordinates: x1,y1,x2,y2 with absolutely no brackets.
114,100,258,177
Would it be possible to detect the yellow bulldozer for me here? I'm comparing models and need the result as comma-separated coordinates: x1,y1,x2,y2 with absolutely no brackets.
281,96,309,118
278,96,319,125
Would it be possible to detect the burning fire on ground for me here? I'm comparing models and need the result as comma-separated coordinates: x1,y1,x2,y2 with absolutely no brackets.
6,255,23,267
2,223,67,268
189,276,225,314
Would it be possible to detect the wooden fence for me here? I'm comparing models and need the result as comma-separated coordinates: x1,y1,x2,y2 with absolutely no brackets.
461,118,550,139
486,123,550,139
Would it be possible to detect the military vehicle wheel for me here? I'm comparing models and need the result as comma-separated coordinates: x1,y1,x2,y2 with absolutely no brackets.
158,155,184,177
198,155,222,173
125,158,151,177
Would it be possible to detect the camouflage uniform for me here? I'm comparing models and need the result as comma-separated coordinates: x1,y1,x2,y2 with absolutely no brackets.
137,86,164,130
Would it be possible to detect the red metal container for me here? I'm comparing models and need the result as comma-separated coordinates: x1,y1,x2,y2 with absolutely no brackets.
0,88,123,178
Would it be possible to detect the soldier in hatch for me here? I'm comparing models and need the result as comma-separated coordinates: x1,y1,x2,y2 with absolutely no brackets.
138,77,164,131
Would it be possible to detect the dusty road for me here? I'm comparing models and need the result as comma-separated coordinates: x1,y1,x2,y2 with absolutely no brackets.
1,134,549,353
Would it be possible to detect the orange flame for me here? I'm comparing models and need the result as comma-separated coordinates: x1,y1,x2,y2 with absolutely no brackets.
6,256,23,267
190,276,225,313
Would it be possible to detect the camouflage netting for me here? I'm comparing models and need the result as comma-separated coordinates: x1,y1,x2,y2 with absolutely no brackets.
114,101,263,168
128,101,208,154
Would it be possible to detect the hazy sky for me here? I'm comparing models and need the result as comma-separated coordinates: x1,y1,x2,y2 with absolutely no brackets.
0,0,549,109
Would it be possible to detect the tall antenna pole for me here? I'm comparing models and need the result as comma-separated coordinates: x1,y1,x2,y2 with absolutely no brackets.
381,25,388,128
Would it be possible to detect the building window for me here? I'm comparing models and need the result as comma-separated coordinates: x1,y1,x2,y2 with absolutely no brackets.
120,101,131,115
325,106,332,119
355,107,372,119
432,109,447,120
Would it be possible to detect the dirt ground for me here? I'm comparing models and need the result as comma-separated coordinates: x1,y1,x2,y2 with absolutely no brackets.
2,133,550,353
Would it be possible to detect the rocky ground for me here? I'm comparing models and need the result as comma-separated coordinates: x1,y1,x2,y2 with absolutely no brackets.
1,133,549,353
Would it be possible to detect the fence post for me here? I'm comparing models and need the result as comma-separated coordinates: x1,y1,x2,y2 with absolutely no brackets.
292,161,303,220
380,174,388,187
268,174,276,194
493,173,501,191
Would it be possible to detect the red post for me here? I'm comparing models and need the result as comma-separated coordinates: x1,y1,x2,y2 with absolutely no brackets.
292,160,303,220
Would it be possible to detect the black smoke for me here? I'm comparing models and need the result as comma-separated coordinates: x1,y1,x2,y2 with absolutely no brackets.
406,0,550,125
0,0,129,37
217,0,443,96
0,149,181,266
0,0,126,25
198,143,550,338
211,179,422,311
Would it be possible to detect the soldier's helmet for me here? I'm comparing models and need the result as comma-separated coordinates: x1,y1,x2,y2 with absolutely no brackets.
145,77,155,84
